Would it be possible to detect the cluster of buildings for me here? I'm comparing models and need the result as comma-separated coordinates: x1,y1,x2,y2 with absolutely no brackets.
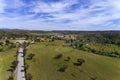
34,34,77,42
14,34,77,43
54,34,77,40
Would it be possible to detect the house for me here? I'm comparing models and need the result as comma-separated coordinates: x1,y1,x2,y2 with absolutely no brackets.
55,34,77,40
15,38,28,44
31,40,35,44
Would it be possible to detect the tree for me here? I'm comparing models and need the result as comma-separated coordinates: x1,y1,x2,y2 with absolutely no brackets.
26,73,32,80
5,39,10,45
58,65,68,72
53,54,62,59
10,61,18,72
9,43,16,48
0,42,3,45
90,76,97,80
8,76,14,80
27,53,35,60
73,58,85,66
0,47,3,52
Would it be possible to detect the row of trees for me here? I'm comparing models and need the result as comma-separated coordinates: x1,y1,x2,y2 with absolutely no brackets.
75,31,120,45
62,31,120,58
68,40,120,58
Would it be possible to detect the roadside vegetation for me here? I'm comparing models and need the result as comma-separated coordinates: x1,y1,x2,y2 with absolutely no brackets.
0,48,17,80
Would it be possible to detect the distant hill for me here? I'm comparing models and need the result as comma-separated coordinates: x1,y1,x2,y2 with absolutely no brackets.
0,28,10,31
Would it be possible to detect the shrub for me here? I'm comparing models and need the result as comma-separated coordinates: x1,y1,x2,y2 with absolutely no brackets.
8,76,14,80
26,73,32,80
58,65,67,72
53,54,62,59
10,61,18,72
0,42,3,45
90,76,97,80
25,63,29,70
64,56,71,61
27,53,35,60
0,47,3,52
9,43,16,49
73,58,85,66
77,58,85,63
5,39,10,45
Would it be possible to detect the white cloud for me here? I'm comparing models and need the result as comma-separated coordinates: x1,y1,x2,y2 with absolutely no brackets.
0,0,120,30
33,0,78,13
0,0,6,13
109,0,120,11
37,0,120,30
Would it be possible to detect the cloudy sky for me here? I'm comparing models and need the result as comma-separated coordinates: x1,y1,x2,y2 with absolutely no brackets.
0,0,120,30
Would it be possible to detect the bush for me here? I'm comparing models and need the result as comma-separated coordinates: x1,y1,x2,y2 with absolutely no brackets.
8,76,14,80
0,47,3,52
9,43,16,49
10,61,18,72
58,65,67,72
0,42,3,45
26,73,32,80
53,54,63,59
27,53,35,60
64,56,71,61
77,58,85,63
5,40,10,45
25,63,29,70
73,58,85,66
90,76,97,80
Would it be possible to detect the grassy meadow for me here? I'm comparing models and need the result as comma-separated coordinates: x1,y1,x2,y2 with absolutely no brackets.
0,48,17,80
26,40,120,80
85,44,120,53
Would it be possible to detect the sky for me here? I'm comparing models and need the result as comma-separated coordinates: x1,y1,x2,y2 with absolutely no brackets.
0,0,120,30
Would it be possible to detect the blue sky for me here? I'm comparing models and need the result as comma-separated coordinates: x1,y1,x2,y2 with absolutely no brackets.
0,0,120,30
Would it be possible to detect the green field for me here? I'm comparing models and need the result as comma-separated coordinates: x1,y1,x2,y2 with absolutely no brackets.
26,40,120,80
0,48,17,80
85,44,120,53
